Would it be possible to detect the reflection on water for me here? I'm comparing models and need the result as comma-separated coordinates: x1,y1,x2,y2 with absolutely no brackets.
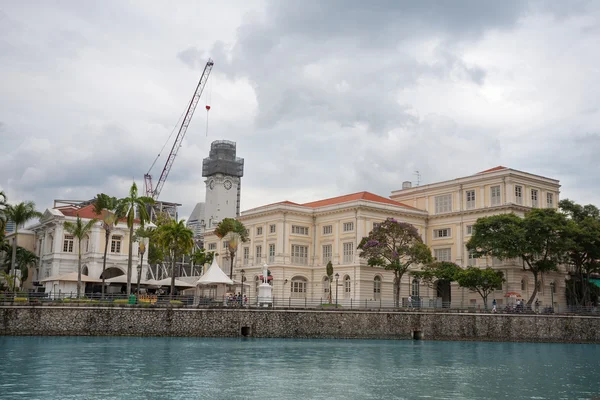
0,337,599,399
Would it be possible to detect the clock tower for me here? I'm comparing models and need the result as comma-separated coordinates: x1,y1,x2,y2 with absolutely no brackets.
202,140,244,229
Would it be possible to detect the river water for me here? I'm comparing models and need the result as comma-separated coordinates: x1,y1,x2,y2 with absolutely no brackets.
0,337,598,399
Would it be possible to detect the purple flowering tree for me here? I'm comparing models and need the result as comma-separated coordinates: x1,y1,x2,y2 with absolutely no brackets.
357,218,433,306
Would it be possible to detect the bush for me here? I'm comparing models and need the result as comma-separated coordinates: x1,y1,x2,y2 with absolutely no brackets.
170,300,183,305
13,297,28,303
320,303,342,308
113,299,129,304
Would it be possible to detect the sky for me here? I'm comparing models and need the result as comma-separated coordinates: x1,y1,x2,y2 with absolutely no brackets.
1,0,599,220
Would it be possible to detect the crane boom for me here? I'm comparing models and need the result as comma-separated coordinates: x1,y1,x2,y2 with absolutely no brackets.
144,58,214,199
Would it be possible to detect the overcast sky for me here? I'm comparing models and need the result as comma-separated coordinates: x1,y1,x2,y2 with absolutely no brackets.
1,0,599,219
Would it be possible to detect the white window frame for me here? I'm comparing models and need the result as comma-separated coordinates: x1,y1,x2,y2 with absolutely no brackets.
466,225,473,236
343,242,354,264
434,248,452,262
344,276,351,295
292,225,309,235
546,193,554,208
433,228,451,239
242,247,249,266
268,243,275,263
255,245,262,264
63,235,74,253
269,224,276,234
291,245,309,265
291,278,307,297
110,235,121,254
412,279,420,297
322,244,332,265
323,225,333,235
515,185,523,205
531,189,539,208
256,226,263,236
373,276,381,300
467,249,476,266
466,190,476,210
208,243,217,251
435,194,452,214
491,186,501,206
343,222,354,232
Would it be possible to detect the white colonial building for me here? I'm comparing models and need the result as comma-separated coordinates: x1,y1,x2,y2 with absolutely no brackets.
29,202,149,295
203,166,566,309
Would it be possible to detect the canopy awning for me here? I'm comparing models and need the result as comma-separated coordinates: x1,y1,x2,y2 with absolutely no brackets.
590,279,600,289
155,278,195,288
196,258,234,285
40,272,101,283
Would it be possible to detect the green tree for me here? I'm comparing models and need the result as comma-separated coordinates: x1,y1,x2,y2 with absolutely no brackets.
0,191,7,235
15,246,38,288
326,261,334,303
559,199,600,306
412,261,461,286
93,193,120,298
4,201,42,294
116,182,154,294
214,218,249,279
357,218,433,307
191,248,214,274
63,216,98,298
466,209,569,305
134,226,154,292
156,219,194,297
455,267,504,310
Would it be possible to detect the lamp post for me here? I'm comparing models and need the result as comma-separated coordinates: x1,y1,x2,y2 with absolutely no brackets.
137,241,147,295
240,269,245,306
335,273,339,309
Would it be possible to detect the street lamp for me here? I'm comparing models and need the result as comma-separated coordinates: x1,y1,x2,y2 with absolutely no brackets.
335,273,339,309
137,240,147,295
240,269,245,306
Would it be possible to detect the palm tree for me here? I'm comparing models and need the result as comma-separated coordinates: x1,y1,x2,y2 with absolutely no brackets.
4,201,42,294
63,216,98,298
156,219,194,298
214,218,249,279
116,182,154,295
15,247,38,289
0,191,7,234
93,193,120,298
134,226,154,293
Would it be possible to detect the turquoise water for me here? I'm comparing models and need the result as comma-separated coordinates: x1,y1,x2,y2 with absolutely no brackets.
0,337,599,399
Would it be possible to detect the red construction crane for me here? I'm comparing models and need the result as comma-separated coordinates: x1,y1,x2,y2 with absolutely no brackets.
144,58,214,199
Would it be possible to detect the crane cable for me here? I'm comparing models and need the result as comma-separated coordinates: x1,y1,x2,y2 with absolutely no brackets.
146,106,188,175
205,76,212,137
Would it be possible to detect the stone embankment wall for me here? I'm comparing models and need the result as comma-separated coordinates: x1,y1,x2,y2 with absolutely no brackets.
1,306,599,343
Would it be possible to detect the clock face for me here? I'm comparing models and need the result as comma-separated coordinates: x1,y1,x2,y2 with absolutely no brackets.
209,180,215,190
224,180,232,190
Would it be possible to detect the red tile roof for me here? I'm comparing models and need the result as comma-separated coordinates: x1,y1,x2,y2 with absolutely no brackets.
478,166,508,174
59,204,139,224
300,191,419,210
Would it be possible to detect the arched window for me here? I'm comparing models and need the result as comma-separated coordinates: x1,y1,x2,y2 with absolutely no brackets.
323,276,330,295
82,265,89,276
344,275,351,298
550,281,556,294
412,278,420,297
84,234,90,253
373,276,381,300
290,276,307,298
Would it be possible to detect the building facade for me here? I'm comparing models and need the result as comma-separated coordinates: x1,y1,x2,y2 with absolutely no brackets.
204,166,565,309
29,203,149,294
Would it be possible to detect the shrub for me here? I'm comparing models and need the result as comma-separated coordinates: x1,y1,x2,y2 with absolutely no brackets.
113,299,129,304
170,300,183,305
13,297,28,303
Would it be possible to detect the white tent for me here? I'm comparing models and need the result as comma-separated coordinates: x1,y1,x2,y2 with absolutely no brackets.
155,278,195,288
196,258,234,285
41,272,101,298
41,272,101,283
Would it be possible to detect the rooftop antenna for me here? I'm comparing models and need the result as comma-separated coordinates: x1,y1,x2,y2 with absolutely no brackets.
414,171,421,187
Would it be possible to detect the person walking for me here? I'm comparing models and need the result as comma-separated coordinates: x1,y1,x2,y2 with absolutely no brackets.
492,299,497,313
408,295,412,309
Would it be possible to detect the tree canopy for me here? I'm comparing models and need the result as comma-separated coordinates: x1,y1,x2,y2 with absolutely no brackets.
64,216,98,297
156,219,194,297
358,218,432,306
214,218,249,279
466,209,569,305
455,267,505,309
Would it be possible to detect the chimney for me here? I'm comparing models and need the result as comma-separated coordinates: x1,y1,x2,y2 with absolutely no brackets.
402,181,412,190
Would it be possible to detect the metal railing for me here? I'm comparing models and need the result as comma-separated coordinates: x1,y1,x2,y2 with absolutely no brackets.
2,292,599,315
